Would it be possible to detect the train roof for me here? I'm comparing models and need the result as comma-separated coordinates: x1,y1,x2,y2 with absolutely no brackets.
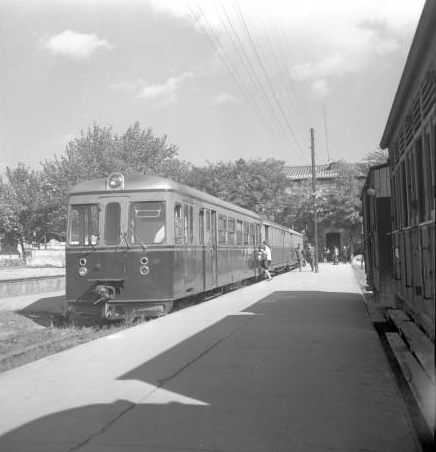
69,173,260,219
262,218,303,237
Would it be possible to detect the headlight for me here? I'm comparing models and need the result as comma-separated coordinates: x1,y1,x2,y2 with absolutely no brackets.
79,258,87,266
140,256,148,265
78,267,88,277
107,173,124,190
139,265,149,275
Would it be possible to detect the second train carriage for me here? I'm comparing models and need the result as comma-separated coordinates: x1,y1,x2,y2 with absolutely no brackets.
66,173,303,321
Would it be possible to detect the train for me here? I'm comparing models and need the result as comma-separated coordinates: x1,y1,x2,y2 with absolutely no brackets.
66,172,303,321
363,0,435,341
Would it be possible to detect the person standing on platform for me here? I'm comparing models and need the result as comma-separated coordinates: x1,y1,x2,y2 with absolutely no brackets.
307,244,315,272
296,243,304,272
333,246,339,265
342,245,348,264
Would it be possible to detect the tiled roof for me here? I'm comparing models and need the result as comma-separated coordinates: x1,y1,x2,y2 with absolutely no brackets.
284,163,366,181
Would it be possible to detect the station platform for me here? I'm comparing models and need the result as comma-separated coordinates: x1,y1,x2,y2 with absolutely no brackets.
0,265,423,452
0,267,65,300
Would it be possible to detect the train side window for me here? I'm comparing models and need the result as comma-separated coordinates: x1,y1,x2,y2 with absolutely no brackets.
243,221,249,245
190,205,194,244
199,210,205,245
105,203,121,245
183,204,189,244
249,223,255,246
228,218,235,245
236,220,243,245
174,204,183,244
218,214,227,244
205,209,211,245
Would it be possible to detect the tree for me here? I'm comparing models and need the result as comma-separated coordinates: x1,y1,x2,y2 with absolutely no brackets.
0,164,57,254
40,122,183,238
184,158,290,221
362,148,388,167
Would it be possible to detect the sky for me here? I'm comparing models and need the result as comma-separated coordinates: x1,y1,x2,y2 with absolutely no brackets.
0,0,426,171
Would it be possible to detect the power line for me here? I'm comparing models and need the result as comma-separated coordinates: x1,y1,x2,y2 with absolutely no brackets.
234,1,306,159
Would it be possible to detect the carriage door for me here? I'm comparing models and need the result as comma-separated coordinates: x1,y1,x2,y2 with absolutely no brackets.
210,210,218,287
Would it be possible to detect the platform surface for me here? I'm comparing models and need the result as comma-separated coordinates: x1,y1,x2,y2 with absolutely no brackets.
0,264,419,452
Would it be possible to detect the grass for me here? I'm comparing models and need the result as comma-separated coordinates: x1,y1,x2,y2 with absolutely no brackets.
0,310,129,373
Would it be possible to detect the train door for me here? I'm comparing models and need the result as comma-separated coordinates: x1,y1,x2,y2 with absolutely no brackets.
97,196,129,280
209,210,218,287
200,208,217,290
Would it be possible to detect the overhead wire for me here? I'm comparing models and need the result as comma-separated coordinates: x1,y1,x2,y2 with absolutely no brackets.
233,0,307,160
214,1,295,151
188,2,292,156
258,14,309,142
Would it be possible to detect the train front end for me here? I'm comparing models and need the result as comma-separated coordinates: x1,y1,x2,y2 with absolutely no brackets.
66,173,175,322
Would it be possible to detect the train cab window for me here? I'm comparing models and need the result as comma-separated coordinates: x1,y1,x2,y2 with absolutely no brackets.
129,201,165,244
228,218,235,245
174,204,183,244
105,203,121,245
236,220,243,245
68,205,99,246
218,214,227,244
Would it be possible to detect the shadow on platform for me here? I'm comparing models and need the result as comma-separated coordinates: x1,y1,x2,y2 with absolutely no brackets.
0,291,422,452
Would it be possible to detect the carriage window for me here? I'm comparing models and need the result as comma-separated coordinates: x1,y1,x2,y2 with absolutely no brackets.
174,204,183,244
228,218,235,245
243,221,249,245
218,214,227,244
68,204,99,246
236,220,243,245
249,223,256,245
130,201,165,244
189,206,194,243
199,210,205,245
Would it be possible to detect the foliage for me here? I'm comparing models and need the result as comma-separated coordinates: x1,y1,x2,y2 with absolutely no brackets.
282,162,365,243
362,148,388,167
183,158,290,221
0,164,59,252
1,122,182,250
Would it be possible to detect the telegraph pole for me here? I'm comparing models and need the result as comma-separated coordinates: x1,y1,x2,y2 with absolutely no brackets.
310,128,319,273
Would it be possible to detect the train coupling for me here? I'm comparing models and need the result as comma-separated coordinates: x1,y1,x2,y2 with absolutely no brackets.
93,285,116,305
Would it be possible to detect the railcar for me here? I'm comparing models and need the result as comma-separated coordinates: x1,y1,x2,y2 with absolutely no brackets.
66,173,302,321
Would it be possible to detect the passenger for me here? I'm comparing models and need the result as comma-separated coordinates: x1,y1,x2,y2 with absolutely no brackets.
307,244,315,272
333,246,339,265
260,242,272,281
342,245,348,264
295,243,304,272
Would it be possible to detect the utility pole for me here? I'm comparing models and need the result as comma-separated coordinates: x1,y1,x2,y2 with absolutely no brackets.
310,128,319,273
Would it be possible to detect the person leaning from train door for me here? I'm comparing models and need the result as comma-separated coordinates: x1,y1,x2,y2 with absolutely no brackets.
260,241,272,280
307,244,315,272
295,243,304,272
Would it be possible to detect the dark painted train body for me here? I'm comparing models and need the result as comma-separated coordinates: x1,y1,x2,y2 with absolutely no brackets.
66,173,302,321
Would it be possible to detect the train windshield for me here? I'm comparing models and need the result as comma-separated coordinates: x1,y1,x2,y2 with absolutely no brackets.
68,205,99,246
129,201,166,244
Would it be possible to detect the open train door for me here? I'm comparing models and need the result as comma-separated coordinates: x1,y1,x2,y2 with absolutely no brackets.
200,208,218,290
